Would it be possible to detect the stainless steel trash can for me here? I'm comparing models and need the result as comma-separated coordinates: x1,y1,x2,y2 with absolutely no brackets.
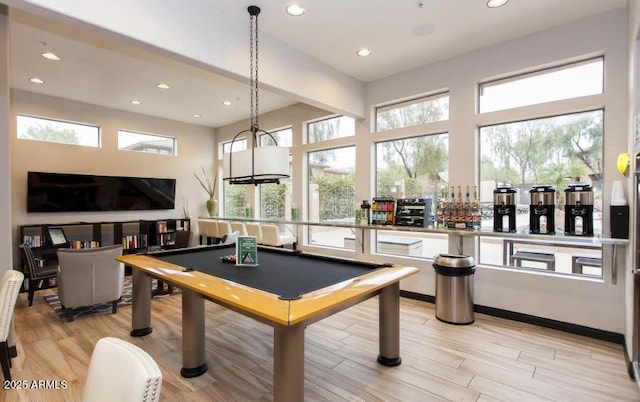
433,254,476,324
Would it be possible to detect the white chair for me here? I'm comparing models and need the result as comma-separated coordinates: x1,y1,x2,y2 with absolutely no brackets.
197,219,217,245
0,270,25,381
217,221,233,240
82,337,162,402
230,221,248,236
245,222,263,244
261,224,296,248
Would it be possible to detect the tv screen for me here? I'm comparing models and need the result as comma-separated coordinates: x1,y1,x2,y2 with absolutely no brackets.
27,172,176,212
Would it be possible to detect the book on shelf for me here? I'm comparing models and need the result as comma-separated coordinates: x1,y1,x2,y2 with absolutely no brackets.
22,235,42,247
69,240,100,249
157,221,168,233
122,234,148,250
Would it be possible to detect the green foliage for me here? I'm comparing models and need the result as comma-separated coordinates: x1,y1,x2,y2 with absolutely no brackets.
310,172,356,220
224,184,249,218
481,111,603,189
22,123,79,144
261,183,286,218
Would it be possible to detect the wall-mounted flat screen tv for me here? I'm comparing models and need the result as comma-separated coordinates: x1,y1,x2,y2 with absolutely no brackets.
27,172,176,212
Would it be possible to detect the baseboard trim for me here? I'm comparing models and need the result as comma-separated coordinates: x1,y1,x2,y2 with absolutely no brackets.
400,290,624,345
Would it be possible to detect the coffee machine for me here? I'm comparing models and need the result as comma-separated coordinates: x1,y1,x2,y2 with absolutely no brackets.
529,185,555,234
493,185,516,232
564,183,594,236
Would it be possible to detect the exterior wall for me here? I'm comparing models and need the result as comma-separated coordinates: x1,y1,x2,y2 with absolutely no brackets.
10,90,215,268
359,9,628,333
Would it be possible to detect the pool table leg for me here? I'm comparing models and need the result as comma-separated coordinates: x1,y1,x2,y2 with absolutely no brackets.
378,282,402,366
274,323,304,402
130,270,153,337
180,288,208,378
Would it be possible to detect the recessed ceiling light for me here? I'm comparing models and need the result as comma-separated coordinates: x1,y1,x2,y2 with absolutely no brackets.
41,52,60,61
157,83,170,89
130,100,141,105
487,0,509,8
29,77,44,84
356,48,372,57
192,114,201,118
286,4,305,16
222,100,232,106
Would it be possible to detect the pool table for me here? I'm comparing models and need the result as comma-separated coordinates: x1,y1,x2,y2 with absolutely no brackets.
117,244,418,402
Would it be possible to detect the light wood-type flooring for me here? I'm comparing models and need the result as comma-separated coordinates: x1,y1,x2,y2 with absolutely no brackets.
3,282,639,402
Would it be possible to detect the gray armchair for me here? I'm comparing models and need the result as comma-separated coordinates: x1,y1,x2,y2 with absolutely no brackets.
56,245,124,321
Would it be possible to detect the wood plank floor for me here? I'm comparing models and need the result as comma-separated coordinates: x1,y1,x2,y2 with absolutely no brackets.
3,282,639,402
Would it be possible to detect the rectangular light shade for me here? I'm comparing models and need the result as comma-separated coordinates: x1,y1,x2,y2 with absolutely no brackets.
223,146,289,184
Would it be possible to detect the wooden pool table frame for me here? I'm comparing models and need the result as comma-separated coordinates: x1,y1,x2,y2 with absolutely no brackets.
118,248,418,402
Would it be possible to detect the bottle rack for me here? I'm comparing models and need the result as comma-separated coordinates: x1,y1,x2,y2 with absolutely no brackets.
395,198,433,227
371,198,395,225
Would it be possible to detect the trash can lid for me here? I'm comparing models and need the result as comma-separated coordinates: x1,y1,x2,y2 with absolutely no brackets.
434,254,475,268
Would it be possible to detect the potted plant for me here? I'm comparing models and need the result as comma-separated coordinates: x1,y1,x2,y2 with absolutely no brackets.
194,167,218,217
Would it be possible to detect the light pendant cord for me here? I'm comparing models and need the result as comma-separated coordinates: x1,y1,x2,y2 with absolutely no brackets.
249,6,260,132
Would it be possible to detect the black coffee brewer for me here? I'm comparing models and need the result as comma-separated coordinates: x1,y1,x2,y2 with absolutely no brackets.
529,185,555,234
493,185,516,232
564,183,594,236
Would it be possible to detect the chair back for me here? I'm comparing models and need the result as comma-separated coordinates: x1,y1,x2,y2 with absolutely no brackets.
230,222,248,236
217,221,232,238
173,230,192,248
245,222,263,244
260,224,280,246
0,270,24,342
19,244,42,279
82,337,162,402
57,245,124,309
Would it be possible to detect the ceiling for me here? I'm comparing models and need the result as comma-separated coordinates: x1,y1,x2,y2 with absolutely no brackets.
7,0,627,128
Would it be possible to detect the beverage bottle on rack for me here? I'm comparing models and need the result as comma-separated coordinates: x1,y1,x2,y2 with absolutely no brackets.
465,185,472,229
455,186,464,229
436,187,446,228
472,185,481,230
447,186,456,229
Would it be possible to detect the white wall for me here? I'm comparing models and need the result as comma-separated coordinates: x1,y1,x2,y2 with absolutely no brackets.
10,89,216,268
360,8,629,333
626,0,640,367
1,6,11,275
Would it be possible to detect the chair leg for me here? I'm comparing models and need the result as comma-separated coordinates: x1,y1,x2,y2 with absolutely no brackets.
112,300,118,314
28,279,35,307
0,341,11,381
63,308,74,322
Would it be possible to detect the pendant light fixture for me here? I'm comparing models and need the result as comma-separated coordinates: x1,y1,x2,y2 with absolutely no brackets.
223,5,290,186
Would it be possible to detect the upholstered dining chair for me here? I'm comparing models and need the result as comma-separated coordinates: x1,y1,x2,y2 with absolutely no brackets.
56,245,124,322
0,270,25,381
230,221,248,236
82,337,162,402
244,222,263,244
19,244,58,307
261,224,297,249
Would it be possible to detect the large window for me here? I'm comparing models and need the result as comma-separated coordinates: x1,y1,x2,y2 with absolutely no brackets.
259,128,293,220
307,146,356,248
118,130,175,155
375,133,450,258
17,114,100,147
376,93,449,132
479,58,604,113
222,138,250,218
307,115,355,143
479,110,604,270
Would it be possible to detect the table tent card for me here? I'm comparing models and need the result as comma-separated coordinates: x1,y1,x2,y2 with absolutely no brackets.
236,236,258,266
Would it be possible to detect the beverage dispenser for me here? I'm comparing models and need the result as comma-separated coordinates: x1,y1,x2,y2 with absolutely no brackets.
564,183,594,236
529,185,555,234
493,185,516,232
